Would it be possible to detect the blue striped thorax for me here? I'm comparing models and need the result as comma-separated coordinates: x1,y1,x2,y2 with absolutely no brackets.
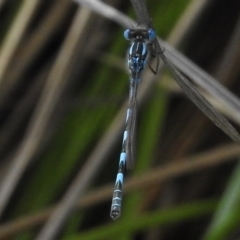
124,28,156,74
128,40,148,73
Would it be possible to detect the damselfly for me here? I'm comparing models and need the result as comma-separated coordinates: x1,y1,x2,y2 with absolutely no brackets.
110,0,240,220
110,28,157,220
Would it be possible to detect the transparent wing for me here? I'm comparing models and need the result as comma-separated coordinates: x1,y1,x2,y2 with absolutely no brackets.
126,76,138,170
158,48,240,143
126,98,137,170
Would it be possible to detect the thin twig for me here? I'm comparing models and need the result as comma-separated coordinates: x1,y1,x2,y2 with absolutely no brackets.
0,0,71,107
35,7,95,240
0,0,40,84
215,12,240,84
0,64,49,156
0,1,77,220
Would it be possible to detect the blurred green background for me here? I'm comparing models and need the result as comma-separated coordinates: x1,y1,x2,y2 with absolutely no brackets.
0,0,240,239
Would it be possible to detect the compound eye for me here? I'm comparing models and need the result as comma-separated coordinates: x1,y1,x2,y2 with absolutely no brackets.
148,29,156,41
124,29,131,40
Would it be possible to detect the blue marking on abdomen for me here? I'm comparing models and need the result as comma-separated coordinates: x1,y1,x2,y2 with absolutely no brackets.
116,173,123,183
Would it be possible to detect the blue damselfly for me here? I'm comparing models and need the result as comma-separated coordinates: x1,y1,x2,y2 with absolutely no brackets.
110,0,240,220
110,28,158,220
